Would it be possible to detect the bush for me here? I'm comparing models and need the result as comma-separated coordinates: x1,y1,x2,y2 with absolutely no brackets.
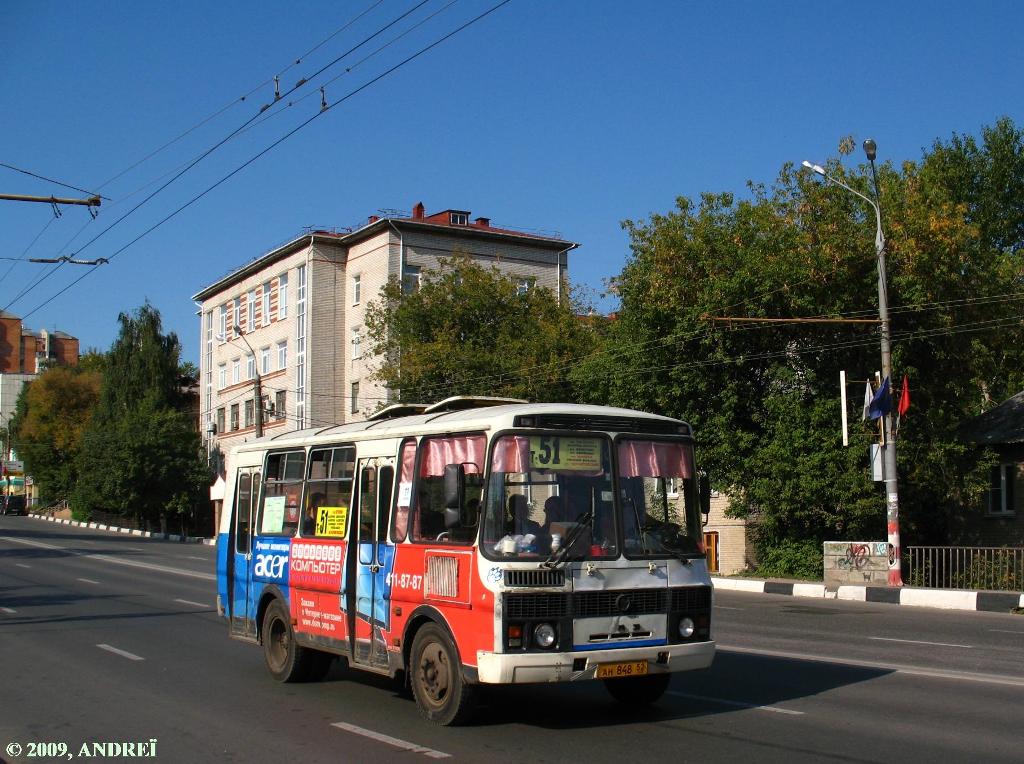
755,537,823,580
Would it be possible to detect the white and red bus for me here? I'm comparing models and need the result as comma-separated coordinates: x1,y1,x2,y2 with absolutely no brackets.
216,398,715,725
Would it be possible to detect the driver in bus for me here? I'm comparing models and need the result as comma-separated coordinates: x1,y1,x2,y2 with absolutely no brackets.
303,492,326,535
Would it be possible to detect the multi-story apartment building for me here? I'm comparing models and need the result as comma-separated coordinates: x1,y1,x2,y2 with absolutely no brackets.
193,203,576,461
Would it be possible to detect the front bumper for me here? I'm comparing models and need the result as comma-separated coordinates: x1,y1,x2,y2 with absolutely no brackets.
476,640,715,684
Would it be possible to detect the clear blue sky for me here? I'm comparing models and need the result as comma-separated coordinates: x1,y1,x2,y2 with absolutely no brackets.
2,0,1022,364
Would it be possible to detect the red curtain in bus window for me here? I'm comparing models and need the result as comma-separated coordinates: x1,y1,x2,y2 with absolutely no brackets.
393,439,417,543
617,440,693,478
491,435,531,473
418,435,486,477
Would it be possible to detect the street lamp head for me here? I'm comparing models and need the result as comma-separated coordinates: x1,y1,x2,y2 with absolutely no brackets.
863,139,877,161
802,160,826,176
232,325,243,335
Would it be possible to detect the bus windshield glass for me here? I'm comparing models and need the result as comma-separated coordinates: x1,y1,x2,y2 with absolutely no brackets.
618,438,702,558
482,434,616,560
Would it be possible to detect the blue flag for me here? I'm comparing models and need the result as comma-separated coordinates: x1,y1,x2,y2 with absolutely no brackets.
868,376,892,420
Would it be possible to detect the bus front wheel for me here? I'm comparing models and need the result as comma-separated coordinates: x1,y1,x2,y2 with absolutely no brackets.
262,599,314,682
603,673,671,705
409,623,476,726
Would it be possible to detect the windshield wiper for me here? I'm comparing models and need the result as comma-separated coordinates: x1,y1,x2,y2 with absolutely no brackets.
624,496,650,556
542,491,596,569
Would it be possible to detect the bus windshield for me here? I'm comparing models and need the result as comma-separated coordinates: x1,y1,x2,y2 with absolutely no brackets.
482,434,617,560
618,438,702,558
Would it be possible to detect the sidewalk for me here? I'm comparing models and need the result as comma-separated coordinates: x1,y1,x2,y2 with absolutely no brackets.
712,575,1024,613
26,511,216,546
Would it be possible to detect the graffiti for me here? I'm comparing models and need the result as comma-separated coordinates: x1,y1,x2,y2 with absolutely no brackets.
836,543,869,571
888,543,898,567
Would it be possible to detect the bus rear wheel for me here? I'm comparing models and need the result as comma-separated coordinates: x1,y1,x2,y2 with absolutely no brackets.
262,599,314,682
603,673,671,705
409,623,477,726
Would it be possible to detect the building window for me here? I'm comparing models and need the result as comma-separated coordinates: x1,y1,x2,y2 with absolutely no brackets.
515,276,536,296
450,212,468,225
295,264,306,427
351,381,359,414
218,305,227,340
260,346,271,375
262,282,271,326
402,264,421,295
351,327,362,360
247,290,256,330
278,273,289,319
218,363,227,389
277,340,287,370
275,390,286,420
233,298,241,336
244,399,254,429
989,464,1018,515
231,358,240,385
230,404,239,431
352,274,361,305
246,354,255,380
216,407,226,434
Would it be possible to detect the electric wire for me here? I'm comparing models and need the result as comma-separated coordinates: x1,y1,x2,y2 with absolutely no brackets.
0,161,108,200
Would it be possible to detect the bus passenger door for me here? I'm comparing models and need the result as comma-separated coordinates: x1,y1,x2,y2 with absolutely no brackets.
229,467,260,639
349,458,395,670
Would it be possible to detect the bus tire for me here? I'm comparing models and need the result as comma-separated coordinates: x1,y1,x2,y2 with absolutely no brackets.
262,599,313,682
409,623,477,726
306,650,335,682
603,673,671,705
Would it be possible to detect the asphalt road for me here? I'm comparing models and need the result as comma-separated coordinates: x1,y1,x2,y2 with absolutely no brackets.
1,516,1022,763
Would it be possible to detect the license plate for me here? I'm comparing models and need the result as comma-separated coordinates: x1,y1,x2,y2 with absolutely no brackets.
595,660,648,679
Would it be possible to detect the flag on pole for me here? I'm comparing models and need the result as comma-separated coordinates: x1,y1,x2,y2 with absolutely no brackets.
862,380,873,421
897,375,911,417
868,376,892,420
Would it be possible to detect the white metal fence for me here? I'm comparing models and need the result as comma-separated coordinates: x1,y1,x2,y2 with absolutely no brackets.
907,546,1024,592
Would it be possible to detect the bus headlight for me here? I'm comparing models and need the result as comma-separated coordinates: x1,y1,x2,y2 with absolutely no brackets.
533,623,557,649
678,617,695,639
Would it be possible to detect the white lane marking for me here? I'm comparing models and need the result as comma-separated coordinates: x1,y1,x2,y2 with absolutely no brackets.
331,723,450,759
989,629,1024,635
15,563,31,569
97,644,145,661
714,605,743,611
1,607,16,614
868,636,972,649
174,599,211,608
667,691,803,715
720,644,1024,688
184,556,205,560
77,578,101,585
1,536,214,581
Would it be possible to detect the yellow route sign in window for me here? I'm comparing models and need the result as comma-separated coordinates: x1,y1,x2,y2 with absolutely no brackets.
529,436,602,471
315,506,348,538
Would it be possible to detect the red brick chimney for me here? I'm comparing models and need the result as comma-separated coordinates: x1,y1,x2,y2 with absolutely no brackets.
474,217,490,228
412,201,425,219
368,215,380,224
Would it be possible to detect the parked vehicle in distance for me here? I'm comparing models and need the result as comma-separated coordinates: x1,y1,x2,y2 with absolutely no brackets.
1,494,27,516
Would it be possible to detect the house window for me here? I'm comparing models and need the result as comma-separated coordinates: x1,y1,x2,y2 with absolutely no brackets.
247,290,256,330
218,363,227,389
230,404,239,431
450,212,468,225
244,399,254,429
351,327,362,360
275,390,286,420
277,340,287,370
231,358,240,385
216,407,226,434
350,381,359,415
260,346,271,375
262,282,271,326
402,264,421,295
278,273,289,319
295,265,306,427
352,274,361,305
246,354,255,380
516,276,535,296
989,464,1018,516
218,305,227,340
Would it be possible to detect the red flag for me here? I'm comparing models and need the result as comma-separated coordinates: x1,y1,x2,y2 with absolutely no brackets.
897,375,911,416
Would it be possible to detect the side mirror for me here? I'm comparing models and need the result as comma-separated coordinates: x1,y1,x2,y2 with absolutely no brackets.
698,474,711,522
443,463,464,529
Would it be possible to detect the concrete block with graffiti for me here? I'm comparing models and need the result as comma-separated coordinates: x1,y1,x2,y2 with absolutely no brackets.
823,541,891,586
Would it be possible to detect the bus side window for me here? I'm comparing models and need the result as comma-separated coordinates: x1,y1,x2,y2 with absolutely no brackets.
392,439,416,543
235,472,253,554
377,465,394,546
411,434,484,544
259,451,305,537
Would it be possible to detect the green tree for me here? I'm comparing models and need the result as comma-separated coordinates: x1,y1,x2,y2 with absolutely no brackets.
365,255,595,404
574,120,1024,573
9,365,102,503
72,303,207,532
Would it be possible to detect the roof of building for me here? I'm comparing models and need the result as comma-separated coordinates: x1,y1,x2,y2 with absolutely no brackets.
191,203,577,302
958,390,1024,445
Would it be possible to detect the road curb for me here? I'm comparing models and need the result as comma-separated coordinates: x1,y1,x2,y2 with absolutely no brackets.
25,512,216,546
712,576,1024,612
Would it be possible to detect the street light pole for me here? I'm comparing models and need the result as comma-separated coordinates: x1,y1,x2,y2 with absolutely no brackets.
232,326,264,438
802,147,903,586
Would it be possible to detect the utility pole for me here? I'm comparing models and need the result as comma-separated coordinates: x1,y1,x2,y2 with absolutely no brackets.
232,326,264,438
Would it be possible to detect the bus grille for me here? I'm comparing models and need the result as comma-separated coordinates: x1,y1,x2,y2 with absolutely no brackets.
671,586,711,612
505,593,570,619
425,556,459,599
504,569,565,588
573,589,667,617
